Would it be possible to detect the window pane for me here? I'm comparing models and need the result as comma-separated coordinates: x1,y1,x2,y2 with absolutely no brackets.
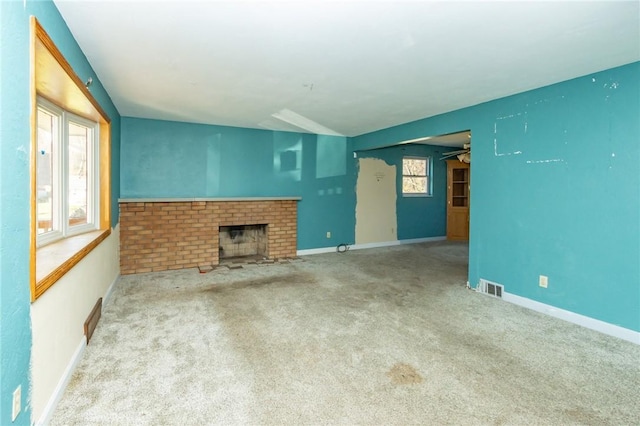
37,109,55,234
68,122,90,227
403,176,427,194
403,158,426,177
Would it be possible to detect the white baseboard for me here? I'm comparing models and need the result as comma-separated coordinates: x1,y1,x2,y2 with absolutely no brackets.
36,338,86,426
103,274,120,306
297,236,447,256
297,246,337,256
503,291,640,345
350,236,447,251
36,274,121,425
396,236,447,246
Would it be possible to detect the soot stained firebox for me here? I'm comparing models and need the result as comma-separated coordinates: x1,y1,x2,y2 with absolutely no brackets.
219,224,268,260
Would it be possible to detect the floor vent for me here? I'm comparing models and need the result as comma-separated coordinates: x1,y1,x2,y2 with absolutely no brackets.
84,298,102,344
477,279,504,298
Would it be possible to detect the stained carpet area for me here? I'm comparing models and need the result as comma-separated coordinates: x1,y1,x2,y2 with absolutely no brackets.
51,241,640,425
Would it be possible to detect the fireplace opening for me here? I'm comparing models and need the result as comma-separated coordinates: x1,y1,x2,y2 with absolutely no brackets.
219,224,268,261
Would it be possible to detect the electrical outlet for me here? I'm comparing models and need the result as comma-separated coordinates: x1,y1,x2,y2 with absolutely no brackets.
12,385,21,421
326,231,331,239
539,275,548,288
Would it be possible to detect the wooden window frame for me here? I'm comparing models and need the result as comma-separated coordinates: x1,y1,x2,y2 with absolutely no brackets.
30,17,111,301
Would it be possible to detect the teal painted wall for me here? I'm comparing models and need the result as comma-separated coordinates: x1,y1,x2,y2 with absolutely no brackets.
357,144,449,240
121,117,356,249
355,62,640,332
0,2,31,423
0,1,120,423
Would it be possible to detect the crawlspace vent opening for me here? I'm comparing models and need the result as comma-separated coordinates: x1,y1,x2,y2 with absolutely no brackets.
477,279,504,298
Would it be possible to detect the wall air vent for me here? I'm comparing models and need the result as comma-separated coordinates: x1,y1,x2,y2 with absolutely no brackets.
477,279,504,298
84,298,102,344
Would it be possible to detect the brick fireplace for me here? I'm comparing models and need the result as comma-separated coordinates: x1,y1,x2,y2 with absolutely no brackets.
119,198,299,275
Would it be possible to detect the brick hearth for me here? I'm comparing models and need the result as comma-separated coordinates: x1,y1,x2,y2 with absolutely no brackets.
119,198,298,275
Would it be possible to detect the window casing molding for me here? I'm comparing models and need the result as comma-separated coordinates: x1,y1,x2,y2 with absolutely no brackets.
31,17,111,300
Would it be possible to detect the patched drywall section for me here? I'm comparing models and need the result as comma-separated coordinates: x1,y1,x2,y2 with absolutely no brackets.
355,158,397,244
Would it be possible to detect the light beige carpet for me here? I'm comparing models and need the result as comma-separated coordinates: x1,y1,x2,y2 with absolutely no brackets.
51,241,640,425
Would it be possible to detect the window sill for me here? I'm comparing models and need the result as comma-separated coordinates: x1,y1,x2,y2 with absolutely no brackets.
34,228,111,300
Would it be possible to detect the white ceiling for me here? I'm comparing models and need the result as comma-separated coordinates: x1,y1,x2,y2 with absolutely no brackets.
400,130,471,148
54,1,639,138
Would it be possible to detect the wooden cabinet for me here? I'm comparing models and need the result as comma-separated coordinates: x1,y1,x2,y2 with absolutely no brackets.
446,160,470,241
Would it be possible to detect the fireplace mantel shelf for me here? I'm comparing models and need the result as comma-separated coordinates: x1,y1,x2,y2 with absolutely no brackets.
119,197,302,203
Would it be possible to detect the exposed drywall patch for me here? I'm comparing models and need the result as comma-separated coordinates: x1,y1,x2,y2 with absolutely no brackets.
591,77,621,90
495,94,572,163
524,94,571,164
355,158,397,245
602,80,620,103
493,112,526,157
526,159,564,164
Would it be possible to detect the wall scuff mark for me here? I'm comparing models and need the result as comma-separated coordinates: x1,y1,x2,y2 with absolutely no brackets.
525,159,564,164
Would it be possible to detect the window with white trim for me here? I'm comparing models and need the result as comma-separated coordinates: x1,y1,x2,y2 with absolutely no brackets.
36,97,99,246
402,156,431,196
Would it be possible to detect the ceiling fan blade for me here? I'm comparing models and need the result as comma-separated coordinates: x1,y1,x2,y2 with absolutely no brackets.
442,148,468,156
440,151,464,160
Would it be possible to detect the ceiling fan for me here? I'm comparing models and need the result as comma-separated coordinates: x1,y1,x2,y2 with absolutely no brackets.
440,134,471,163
